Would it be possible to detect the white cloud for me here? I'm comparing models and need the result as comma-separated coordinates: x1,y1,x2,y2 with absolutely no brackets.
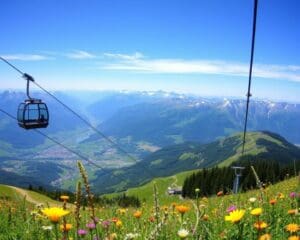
65,50,96,59
101,53,300,82
103,52,144,61
1,54,51,61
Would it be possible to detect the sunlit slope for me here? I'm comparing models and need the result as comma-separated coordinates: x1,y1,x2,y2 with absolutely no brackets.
105,174,299,206
0,184,60,206
93,131,300,193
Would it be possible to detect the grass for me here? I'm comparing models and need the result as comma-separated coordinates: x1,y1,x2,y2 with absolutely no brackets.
104,169,201,204
0,185,21,201
0,174,299,239
219,132,282,167
0,184,60,206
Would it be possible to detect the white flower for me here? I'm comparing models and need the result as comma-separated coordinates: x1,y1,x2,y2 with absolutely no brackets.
42,225,53,231
124,233,140,240
249,197,257,203
177,229,189,239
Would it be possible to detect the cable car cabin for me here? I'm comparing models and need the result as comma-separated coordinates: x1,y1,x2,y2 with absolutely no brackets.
17,99,49,129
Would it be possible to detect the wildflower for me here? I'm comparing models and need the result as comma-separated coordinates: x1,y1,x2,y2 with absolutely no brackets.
78,229,87,236
290,192,296,198
124,233,140,240
60,223,72,232
42,225,53,231
175,205,189,214
102,220,111,229
133,210,142,219
117,208,127,215
225,209,245,224
285,223,299,233
277,193,285,199
60,195,69,202
177,229,189,239
254,221,268,230
111,217,119,223
226,205,237,213
269,199,277,205
36,203,44,209
149,216,155,222
217,191,224,197
288,236,300,240
86,222,96,230
30,210,39,216
251,208,262,216
259,233,271,240
288,209,297,215
202,214,209,221
110,233,118,240
116,220,122,227
41,207,70,223
249,197,257,203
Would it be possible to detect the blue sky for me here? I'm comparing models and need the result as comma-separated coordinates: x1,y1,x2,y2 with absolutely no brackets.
1,0,300,101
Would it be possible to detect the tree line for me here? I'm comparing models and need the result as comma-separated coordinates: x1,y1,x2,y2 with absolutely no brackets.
182,157,300,198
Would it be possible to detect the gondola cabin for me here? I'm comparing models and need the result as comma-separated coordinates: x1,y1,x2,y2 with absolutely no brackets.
17,99,49,129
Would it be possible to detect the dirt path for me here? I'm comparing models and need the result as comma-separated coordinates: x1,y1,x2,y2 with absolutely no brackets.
9,186,42,205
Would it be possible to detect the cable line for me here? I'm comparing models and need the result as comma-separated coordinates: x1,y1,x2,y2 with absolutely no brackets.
0,56,139,164
242,0,258,155
0,108,130,184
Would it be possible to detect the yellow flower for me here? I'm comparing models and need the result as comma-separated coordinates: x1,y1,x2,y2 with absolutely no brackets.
116,220,122,227
259,233,271,240
225,209,245,224
109,233,118,240
60,195,69,201
288,236,299,240
117,208,127,215
254,221,268,230
60,223,72,232
41,207,70,223
277,192,285,199
133,210,142,219
251,208,263,216
285,223,299,233
175,205,189,214
177,229,189,239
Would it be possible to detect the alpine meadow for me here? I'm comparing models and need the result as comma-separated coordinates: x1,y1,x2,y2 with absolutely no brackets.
0,0,299,240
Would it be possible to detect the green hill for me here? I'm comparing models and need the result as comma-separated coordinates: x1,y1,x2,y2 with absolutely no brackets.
92,131,300,193
0,184,60,206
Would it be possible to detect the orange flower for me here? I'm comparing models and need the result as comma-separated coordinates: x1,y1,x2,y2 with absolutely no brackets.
60,223,72,232
259,234,271,240
60,195,69,202
217,191,224,197
269,199,277,205
133,210,142,219
111,217,119,223
176,205,190,214
202,214,209,221
254,221,268,230
285,223,299,233
288,209,297,215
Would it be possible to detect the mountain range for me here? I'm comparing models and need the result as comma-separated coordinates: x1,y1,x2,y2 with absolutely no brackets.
1,90,300,191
